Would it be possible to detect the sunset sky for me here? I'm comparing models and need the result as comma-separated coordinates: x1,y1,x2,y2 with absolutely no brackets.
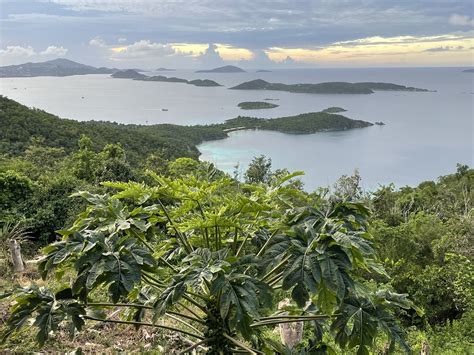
1,0,473,68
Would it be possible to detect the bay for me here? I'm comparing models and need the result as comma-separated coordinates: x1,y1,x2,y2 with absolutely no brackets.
1,67,472,190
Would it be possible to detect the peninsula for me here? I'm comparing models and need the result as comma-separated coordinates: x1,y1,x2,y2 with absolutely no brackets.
230,79,431,94
0,96,372,161
111,70,221,87
196,65,246,73
0,58,116,77
238,101,279,110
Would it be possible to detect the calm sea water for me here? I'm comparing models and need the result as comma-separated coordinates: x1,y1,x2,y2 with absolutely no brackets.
1,68,472,190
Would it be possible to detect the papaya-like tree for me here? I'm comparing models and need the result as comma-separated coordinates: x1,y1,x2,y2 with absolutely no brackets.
1,170,416,353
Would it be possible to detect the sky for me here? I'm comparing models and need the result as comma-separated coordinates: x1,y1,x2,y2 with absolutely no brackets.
0,0,473,69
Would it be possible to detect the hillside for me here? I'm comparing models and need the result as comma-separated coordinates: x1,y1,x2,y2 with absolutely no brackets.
0,96,373,160
196,65,246,73
0,58,116,77
0,96,226,161
230,79,431,94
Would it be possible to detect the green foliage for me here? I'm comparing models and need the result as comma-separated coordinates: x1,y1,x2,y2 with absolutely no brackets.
245,155,273,184
370,166,473,330
1,170,415,353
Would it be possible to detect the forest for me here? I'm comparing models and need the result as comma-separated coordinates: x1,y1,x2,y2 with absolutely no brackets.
0,97,472,354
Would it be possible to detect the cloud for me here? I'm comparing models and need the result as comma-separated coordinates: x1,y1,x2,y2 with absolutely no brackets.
110,40,175,59
266,32,474,66
0,45,36,58
424,45,464,52
89,36,107,48
40,45,68,56
0,44,69,65
449,14,474,27
117,37,127,43
197,43,224,67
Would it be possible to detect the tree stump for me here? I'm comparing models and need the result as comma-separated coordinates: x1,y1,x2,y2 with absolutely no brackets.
8,239,24,273
421,340,430,355
278,299,303,349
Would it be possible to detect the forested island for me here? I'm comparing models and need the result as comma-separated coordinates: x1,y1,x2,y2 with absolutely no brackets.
0,95,472,354
230,79,431,94
322,106,347,113
0,58,116,77
196,65,246,73
237,101,279,109
112,70,221,87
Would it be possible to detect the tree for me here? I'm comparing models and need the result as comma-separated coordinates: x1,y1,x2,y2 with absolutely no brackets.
244,155,272,184
1,170,416,353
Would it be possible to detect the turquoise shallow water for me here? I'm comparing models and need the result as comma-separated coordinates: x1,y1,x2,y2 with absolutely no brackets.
1,67,472,190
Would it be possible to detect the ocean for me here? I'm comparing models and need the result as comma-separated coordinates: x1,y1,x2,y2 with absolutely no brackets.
1,67,472,190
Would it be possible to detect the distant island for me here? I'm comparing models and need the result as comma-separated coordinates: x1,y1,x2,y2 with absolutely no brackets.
111,69,147,79
462,68,474,73
322,107,347,113
230,79,431,94
156,67,176,71
196,65,246,73
238,101,279,110
111,70,221,87
256,70,272,73
0,58,116,77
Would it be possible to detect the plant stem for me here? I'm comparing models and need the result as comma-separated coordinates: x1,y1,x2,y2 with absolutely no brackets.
158,199,193,254
167,310,206,325
87,302,153,309
251,316,330,328
165,313,203,335
83,315,204,339
178,338,211,354
261,254,291,281
222,333,259,354
256,229,279,257
177,302,204,321
142,272,166,287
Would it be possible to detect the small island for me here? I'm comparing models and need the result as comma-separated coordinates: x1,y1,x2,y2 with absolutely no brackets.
322,107,347,113
156,67,176,71
111,69,147,79
196,65,246,73
111,71,221,87
462,68,474,73
140,75,188,83
256,69,272,73
375,121,386,125
230,79,431,95
237,101,279,110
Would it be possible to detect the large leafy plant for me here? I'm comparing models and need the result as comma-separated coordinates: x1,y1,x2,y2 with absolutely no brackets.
1,170,416,353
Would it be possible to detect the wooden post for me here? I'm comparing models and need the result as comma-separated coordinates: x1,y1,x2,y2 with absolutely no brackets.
8,239,24,273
